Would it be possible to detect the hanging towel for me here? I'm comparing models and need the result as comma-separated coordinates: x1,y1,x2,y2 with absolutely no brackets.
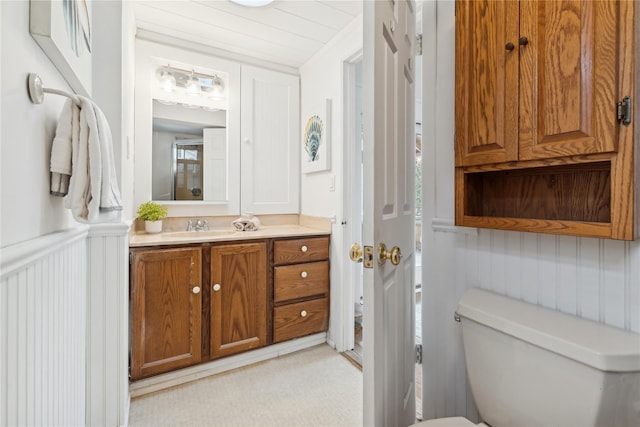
51,96,123,222
50,98,79,196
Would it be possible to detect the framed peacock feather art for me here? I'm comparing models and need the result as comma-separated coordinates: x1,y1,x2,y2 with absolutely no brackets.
302,99,331,174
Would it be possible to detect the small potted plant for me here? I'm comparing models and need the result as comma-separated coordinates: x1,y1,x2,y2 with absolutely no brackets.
137,201,168,234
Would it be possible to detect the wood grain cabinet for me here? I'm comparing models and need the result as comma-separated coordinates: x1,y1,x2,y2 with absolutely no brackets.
130,234,331,380
130,247,202,380
273,237,330,343
209,242,268,359
455,0,637,239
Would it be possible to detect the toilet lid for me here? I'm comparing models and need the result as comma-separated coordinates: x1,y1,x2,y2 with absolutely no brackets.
412,417,486,427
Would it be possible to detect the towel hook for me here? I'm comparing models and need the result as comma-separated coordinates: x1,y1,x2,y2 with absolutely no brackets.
27,73,81,107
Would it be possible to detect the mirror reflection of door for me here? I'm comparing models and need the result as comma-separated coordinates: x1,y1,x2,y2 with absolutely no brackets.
174,140,203,200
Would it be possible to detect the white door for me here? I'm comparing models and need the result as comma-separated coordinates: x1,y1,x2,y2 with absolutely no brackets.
362,0,416,426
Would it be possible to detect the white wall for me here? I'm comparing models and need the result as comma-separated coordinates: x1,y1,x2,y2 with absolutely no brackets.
0,1,76,248
299,16,363,348
421,1,640,422
1,2,133,425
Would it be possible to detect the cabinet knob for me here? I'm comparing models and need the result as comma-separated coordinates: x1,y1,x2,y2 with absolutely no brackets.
300,310,308,317
213,284,221,292
192,286,201,294
505,42,515,51
301,271,308,278
519,36,529,46
301,245,308,253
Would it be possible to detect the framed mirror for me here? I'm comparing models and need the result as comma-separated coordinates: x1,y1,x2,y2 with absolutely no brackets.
134,39,241,217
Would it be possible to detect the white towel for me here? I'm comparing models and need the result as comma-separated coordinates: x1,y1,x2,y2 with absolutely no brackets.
231,216,260,231
50,99,79,196
51,95,123,222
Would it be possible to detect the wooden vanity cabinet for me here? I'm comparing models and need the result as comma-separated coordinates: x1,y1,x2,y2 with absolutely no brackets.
455,0,636,239
130,247,202,380
273,237,330,343
209,241,268,359
130,234,331,380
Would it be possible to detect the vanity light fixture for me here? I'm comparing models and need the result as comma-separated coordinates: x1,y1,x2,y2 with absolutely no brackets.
158,69,176,92
229,0,274,7
185,70,201,96
209,75,225,101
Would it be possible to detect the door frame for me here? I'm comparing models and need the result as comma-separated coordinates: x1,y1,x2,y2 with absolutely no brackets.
339,51,364,354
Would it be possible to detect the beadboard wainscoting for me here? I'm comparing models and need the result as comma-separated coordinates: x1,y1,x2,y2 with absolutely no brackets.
0,223,130,426
422,226,640,421
0,228,89,426
421,1,640,421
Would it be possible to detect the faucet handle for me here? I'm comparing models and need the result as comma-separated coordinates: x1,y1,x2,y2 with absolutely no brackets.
186,220,193,231
202,219,208,230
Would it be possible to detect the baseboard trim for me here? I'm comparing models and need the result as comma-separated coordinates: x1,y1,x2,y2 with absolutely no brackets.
129,333,327,397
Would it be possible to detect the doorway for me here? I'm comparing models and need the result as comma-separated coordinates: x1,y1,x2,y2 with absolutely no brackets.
341,49,423,418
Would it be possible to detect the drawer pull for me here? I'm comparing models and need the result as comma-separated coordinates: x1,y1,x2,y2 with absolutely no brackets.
301,245,308,253
300,310,308,317
300,271,308,278
213,284,221,292
192,286,201,294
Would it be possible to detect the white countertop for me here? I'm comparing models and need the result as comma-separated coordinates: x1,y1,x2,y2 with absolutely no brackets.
129,224,330,247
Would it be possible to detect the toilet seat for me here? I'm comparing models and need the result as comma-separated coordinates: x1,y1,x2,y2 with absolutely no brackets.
411,416,488,427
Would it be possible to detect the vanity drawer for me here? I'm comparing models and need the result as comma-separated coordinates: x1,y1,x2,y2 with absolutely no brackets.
273,236,329,265
274,261,329,303
273,297,329,343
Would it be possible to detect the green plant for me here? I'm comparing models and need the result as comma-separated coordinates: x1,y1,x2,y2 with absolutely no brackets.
136,201,168,221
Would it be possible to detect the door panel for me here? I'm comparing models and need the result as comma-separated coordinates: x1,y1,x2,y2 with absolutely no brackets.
519,0,620,159
131,248,202,380
363,0,416,425
455,0,519,166
210,242,267,359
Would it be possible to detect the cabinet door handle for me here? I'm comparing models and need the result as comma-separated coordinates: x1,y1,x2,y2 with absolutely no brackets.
300,310,308,317
213,284,221,292
519,36,529,46
192,286,201,294
301,271,308,278
301,245,308,253
505,42,515,51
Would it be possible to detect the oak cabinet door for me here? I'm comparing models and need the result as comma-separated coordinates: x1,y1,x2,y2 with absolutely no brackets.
455,0,520,166
210,242,267,359
518,0,620,160
131,248,202,380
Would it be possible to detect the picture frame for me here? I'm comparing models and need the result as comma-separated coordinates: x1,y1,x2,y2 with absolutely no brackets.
30,0,93,97
302,98,331,174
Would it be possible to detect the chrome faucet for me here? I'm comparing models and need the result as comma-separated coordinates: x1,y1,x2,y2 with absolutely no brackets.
186,218,208,231
194,218,208,231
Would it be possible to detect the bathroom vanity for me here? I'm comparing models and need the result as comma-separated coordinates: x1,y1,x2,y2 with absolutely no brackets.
129,224,330,381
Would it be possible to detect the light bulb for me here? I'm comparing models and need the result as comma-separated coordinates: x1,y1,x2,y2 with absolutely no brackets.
209,76,225,101
185,71,201,96
159,70,176,92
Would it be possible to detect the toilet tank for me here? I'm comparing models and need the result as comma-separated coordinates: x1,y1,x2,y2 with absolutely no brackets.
457,288,640,427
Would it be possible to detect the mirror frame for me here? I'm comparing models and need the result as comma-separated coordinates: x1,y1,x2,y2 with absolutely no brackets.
134,38,241,217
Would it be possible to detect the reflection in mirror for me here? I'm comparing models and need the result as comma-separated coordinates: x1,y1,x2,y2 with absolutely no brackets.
152,100,227,201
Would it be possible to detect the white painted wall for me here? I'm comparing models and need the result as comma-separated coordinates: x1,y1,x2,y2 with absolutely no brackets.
0,0,76,248
421,1,640,422
299,16,363,348
1,2,134,425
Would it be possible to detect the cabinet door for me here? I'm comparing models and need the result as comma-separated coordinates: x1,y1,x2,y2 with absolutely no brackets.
131,248,202,380
455,0,520,166
241,65,300,214
519,0,620,160
210,242,267,359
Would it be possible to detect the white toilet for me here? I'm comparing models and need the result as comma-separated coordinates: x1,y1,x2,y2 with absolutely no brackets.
415,288,640,427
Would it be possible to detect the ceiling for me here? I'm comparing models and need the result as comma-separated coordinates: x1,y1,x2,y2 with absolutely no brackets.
132,0,363,69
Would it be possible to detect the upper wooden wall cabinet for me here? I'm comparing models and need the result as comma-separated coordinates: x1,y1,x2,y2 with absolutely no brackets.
454,0,637,240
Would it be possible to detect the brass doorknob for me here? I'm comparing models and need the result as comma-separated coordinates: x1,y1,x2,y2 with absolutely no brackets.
349,243,363,263
378,243,402,266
